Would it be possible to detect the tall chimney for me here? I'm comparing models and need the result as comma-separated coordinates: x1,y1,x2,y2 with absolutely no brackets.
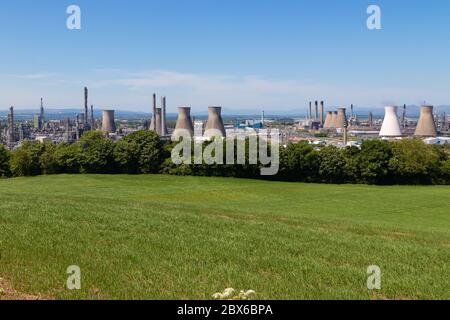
414,105,437,137
369,112,373,128
7,106,15,145
84,87,88,125
309,102,312,121
350,104,354,118
161,96,167,136
320,101,324,126
315,101,319,121
150,93,157,132
90,105,95,129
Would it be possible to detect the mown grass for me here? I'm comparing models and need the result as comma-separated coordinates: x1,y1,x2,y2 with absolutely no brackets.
0,174,449,300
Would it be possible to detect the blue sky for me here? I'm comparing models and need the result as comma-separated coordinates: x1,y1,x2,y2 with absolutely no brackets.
1,0,449,112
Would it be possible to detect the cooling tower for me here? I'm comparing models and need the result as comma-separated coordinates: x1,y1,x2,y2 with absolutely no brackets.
323,111,333,128
205,106,226,138
414,105,437,137
379,106,402,137
329,111,338,129
173,107,194,137
335,108,348,129
102,110,116,133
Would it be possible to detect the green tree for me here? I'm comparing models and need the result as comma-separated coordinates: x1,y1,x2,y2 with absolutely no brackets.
318,146,347,183
342,146,361,183
54,142,81,173
10,141,44,176
389,139,442,184
359,140,393,185
114,130,166,174
0,145,11,177
39,143,60,174
279,141,319,182
77,131,116,174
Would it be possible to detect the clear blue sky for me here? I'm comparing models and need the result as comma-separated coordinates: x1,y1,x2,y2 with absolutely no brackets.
1,0,449,112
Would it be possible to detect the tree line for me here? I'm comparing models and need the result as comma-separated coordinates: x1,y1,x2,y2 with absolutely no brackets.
0,130,449,185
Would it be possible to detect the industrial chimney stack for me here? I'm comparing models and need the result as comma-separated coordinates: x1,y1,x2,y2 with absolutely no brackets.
414,105,437,137
320,101,324,126
150,93,157,131
161,96,168,136
84,87,89,125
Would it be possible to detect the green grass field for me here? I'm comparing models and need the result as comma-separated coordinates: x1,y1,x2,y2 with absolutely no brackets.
0,174,449,300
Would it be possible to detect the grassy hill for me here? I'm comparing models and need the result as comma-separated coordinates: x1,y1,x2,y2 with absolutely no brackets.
0,175,449,300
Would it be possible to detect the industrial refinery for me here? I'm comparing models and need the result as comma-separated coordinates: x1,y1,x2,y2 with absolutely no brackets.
1,88,450,150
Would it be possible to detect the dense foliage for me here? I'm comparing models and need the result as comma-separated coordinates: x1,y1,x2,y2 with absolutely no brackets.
3,130,450,185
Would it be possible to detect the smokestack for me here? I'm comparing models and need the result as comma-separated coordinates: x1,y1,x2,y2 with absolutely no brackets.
102,110,116,133
40,98,44,118
315,101,319,121
350,104,354,118
150,93,157,131
335,108,348,129
402,104,407,128
320,101,324,126
205,106,226,138
90,105,95,129
323,111,333,128
84,87,88,125
369,112,373,128
309,102,312,121
173,107,194,137
161,96,168,136
414,105,437,137
343,125,348,145
379,106,402,137
7,106,15,145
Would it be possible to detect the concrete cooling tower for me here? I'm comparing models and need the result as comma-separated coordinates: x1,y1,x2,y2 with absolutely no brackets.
335,108,348,129
102,110,116,133
205,106,226,138
414,105,437,137
173,107,194,137
323,111,333,128
379,106,402,137
329,111,338,129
